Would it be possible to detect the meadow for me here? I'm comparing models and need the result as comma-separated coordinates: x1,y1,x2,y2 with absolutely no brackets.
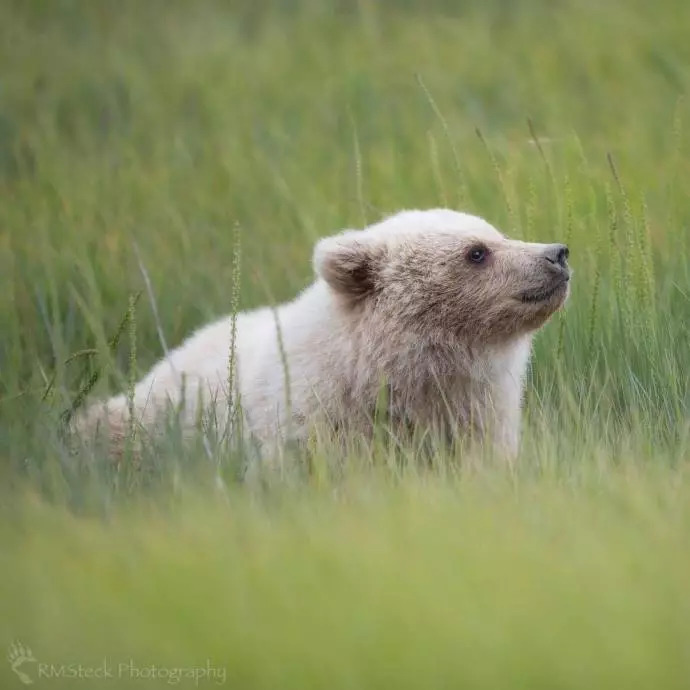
1,1,689,687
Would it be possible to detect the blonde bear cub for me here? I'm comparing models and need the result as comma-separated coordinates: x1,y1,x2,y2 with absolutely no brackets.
75,209,571,458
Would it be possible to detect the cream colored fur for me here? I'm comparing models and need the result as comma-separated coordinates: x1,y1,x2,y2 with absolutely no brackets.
74,209,571,459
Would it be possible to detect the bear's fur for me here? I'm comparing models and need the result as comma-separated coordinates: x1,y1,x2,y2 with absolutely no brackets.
74,209,571,459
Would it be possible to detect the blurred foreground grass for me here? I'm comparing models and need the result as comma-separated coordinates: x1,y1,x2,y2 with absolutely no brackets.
1,1,689,687
2,468,690,689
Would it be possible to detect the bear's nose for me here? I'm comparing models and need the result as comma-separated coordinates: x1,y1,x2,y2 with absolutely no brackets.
542,244,569,268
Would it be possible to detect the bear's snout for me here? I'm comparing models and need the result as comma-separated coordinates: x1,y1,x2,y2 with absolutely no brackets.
541,243,569,271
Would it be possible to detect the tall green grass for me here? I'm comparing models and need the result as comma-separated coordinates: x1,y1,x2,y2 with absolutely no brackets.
0,1,689,687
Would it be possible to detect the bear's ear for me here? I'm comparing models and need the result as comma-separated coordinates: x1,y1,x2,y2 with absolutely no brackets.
313,232,385,299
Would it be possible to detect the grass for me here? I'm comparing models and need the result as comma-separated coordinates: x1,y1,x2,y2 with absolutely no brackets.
1,0,689,687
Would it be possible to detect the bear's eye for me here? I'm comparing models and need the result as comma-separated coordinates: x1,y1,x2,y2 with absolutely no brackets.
468,246,487,264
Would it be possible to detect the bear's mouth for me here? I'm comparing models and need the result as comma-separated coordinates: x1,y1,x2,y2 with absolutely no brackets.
519,279,569,304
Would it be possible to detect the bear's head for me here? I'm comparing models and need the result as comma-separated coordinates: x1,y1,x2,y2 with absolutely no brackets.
313,209,570,344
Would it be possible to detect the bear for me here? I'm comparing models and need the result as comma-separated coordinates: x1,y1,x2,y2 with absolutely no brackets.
73,208,571,460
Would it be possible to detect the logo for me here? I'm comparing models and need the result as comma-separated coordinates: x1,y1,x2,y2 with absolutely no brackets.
8,642,36,685
6,641,227,685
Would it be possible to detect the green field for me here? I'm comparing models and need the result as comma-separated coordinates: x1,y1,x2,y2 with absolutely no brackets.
1,1,689,688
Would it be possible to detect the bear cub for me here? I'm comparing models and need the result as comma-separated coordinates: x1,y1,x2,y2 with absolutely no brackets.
75,209,571,459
